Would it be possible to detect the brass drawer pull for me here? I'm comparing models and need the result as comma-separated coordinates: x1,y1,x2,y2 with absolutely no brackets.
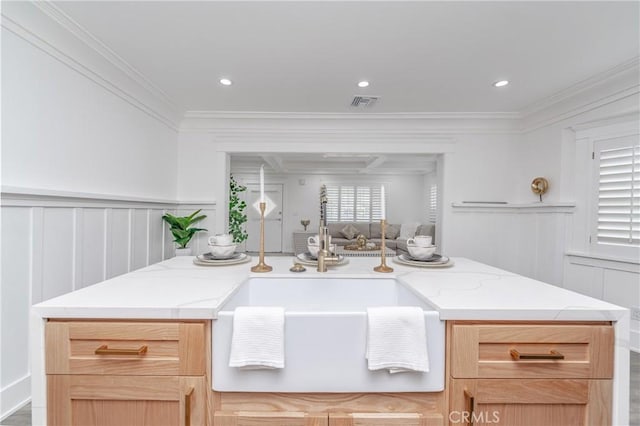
94,344,148,356
510,349,564,360
185,386,194,426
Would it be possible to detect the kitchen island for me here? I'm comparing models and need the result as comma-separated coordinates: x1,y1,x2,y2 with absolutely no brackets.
31,256,630,425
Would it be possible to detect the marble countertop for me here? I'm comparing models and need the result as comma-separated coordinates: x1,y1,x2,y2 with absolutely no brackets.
32,255,627,321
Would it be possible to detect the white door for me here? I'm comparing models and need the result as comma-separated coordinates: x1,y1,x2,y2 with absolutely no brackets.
245,184,283,252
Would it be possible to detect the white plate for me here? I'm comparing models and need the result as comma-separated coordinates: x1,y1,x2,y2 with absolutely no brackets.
406,253,443,262
393,253,454,268
202,252,243,261
193,253,251,266
295,252,349,266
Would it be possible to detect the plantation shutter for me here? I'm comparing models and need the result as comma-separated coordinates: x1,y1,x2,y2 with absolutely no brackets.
595,136,640,246
371,186,383,221
355,186,370,221
428,184,437,223
325,185,340,222
324,184,384,223
340,186,355,221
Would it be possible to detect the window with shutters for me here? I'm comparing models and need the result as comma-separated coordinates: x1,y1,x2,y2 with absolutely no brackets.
591,134,640,256
325,184,383,222
428,183,437,224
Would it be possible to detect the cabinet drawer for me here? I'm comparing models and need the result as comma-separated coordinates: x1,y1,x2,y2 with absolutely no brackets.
450,323,613,379
47,375,207,426
46,321,205,376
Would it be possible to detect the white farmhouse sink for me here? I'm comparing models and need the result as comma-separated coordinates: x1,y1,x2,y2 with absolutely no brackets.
212,277,445,392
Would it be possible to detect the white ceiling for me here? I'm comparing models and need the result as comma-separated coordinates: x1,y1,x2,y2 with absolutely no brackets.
55,1,639,114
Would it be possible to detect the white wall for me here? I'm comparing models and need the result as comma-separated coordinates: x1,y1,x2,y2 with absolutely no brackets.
1,28,178,200
1,4,181,418
230,172,427,253
515,78,640,350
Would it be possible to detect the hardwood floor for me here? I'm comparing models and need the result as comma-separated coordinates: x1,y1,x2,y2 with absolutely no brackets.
2,352,639,425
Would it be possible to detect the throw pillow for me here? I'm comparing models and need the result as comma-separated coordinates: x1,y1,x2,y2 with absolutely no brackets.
416,224,434,237
399,222,419,240
386,224,400,239
340,224,359,240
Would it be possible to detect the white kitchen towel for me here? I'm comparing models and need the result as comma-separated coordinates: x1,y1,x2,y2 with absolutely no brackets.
366,306,429,374
229,306,285,369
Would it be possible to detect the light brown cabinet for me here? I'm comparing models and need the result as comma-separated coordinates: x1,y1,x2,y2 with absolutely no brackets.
329,412,443,426
213,392,446,426
45,320,208,426
448,322,614,426
44,319,616,426
214,411,327,426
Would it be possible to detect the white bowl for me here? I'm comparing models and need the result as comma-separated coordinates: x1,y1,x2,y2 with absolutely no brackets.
407,244,437,260
209,243,236,258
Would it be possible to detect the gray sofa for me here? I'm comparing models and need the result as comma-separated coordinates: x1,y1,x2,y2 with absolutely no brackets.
326,222,435,252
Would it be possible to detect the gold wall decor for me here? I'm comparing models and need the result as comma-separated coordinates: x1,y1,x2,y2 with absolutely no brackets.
531,177,549,202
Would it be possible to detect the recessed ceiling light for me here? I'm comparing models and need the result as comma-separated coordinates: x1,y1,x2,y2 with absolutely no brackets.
358,81,370,88
220,78,232,86
493,80,509,87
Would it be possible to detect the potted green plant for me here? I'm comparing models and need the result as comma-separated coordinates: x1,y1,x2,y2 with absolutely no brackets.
229,174,248,249
162,209,207,256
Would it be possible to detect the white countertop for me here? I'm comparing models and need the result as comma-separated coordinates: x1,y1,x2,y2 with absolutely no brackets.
32,256,627,321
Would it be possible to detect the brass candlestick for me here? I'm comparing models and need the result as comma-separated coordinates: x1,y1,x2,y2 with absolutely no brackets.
251,202,272,272
374,219,393,273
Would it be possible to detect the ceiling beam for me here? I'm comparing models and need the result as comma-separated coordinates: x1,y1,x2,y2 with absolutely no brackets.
261,155,285,173
359,155,387,174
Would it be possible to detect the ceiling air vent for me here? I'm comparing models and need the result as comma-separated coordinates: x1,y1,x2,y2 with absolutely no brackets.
351,96,379,108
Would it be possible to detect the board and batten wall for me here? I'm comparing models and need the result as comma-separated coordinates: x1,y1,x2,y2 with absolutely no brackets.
0,191,217,419
1,2,181,418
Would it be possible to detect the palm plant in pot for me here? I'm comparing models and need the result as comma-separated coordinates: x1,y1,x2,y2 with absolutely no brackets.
162,209,207,256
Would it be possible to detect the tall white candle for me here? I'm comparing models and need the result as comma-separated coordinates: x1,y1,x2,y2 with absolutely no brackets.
380,185,386,220
260,165,265,203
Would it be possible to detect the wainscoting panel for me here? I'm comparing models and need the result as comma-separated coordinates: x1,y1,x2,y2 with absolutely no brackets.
78,209,107,289
449,203,574,286
108,208,131,279
1,207,32,397
41,208,75,302
131,208,149,271
564,254,640,351
149,209,165,265
0,189,217,420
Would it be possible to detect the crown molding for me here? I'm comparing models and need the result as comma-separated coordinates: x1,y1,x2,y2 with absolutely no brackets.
183,111,522,120
520,57,640,133
570,111,640,134
180,111,522,135
1,2,181,131
521,57,640,117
